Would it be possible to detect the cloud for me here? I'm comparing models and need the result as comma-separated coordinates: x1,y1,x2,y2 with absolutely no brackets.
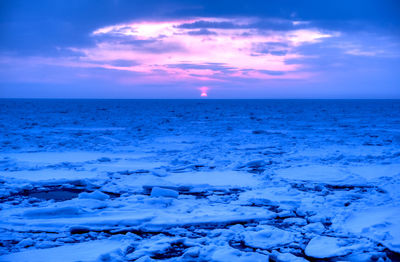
1,0,398,57
107,59,140,67
252,42,289,56
1,1,399,98
177,18,310,31
1,17,336,90
259,70,286,75
167,63,235,71
187,29,218,35
83,18,335,83
177,20,240,29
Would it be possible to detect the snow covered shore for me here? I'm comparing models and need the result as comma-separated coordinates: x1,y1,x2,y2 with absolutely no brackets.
0,99,399,261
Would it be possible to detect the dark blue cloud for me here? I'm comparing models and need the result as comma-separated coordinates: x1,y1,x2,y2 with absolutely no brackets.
177,19,305,31
253,42,289,56
1,0,399,56
0,0,183,55
187,29,217,36
93,33,185,53
178,21,239,29
259,70,286,76
167,63,235,72
134,41,186,53
106,60,139,67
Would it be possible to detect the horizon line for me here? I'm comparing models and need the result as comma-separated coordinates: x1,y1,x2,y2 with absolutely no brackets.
1,98,399,100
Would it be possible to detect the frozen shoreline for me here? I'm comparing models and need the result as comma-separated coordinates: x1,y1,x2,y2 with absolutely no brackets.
1,100,399,261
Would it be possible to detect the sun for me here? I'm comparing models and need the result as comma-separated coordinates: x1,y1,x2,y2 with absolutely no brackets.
199,86,209,97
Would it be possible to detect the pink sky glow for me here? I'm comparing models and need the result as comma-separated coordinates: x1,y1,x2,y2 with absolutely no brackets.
0,17,346,97
78,18,334,93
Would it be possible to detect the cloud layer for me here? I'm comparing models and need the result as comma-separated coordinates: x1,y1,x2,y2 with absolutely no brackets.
83,18,335,83
0,1,399,98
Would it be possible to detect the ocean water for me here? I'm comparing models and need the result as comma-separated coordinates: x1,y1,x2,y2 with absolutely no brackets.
0,99,400,261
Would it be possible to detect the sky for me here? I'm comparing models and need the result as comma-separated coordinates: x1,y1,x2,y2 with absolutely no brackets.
0,0,399,98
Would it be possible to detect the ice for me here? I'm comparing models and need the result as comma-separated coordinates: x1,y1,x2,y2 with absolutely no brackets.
163,170,261,187
0,240,128,262
79,190,110,201
243,225,295,249
274,165,365,185
16,238,35,248
302,222,325,234
22,206,85,218
348,164,400,181
271,251,308,262
210,245,269,261
0,152,108,165
0,170,98,181
1,99,399,260
150,187,179,198
304,236,363,258
332,206,400,252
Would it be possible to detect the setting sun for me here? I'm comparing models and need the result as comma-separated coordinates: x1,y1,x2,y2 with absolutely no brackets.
199,86,209,97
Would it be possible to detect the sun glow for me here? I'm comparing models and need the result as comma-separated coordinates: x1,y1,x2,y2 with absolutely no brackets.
86,18,336,84
199,86,209,97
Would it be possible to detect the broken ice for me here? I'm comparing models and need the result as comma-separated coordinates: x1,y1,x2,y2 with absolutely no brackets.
0,99,399,261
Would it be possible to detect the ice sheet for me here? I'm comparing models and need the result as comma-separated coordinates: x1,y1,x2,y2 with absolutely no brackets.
1,99,399,261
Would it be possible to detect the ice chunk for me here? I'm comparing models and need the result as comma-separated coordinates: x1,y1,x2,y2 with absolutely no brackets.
78,190,110,201
211,245,269,262
125,236,185,260
348,164,400,181
16,238,35,248
243,225,295,249
333,206,400,252
303,222,325,234
183,246,200,258
134,256,153,262
0,240,127,262
271,251,308,262
283,217,307,226
163,170,261,187
274,165,364,185
305,236,353,258
23,206,84,218
0,170,98,181
150,187,179,198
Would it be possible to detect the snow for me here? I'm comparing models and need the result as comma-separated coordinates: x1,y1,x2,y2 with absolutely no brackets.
271,251,308,262
210,246,269,262
305,236,353,258
0,169,98,181
0,99,399,261
302,222,325,234
332,206,400,252
275,165,356,184
79,190,110,201
150,187,179,198
22,206,85,218
243,225,295,249
163,170,261,187
0,240,128,262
